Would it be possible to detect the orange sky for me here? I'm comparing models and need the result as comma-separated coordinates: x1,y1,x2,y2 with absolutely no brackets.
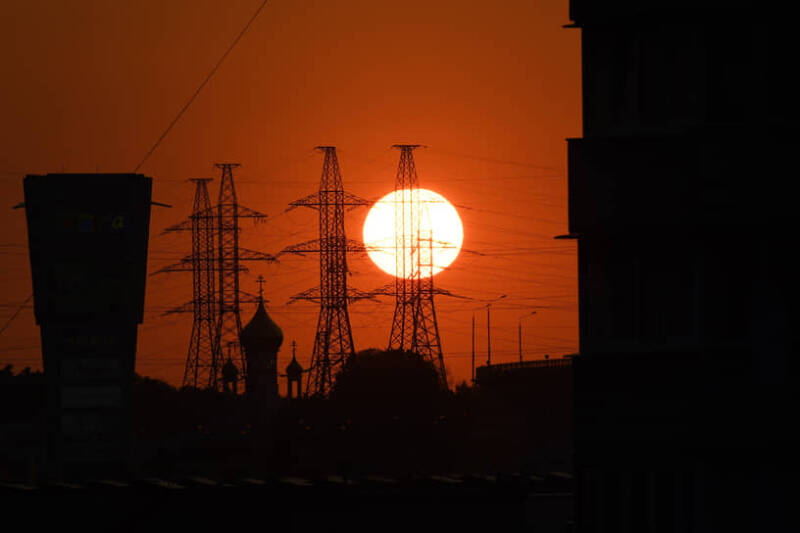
0,0,581,392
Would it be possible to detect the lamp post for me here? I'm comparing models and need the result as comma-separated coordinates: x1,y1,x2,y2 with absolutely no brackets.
518,311,537,362
486,294,506,366
471,313,476,382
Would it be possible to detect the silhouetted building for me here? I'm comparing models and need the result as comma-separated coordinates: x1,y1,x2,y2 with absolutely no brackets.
239,299,282,406
22,173,152,480
475,358,573,473
568,2,795,531
475,357,572,386
286,354,303,399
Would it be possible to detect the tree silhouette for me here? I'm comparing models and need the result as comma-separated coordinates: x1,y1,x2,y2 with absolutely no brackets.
330,349,446,418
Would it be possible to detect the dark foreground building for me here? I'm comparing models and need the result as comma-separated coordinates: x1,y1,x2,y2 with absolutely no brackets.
568,2,795,531
23,173,152,480
475,358,573,473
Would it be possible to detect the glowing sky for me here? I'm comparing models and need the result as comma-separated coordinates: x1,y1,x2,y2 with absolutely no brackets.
0,0,580,390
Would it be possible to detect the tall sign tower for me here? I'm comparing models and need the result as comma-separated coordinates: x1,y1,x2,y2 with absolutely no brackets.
23,173,152,478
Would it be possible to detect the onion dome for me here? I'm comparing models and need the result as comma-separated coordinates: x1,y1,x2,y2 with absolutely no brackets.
286,354,303,379
240,300,283,354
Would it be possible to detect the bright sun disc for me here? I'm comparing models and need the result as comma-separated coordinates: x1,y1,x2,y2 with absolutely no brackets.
363,188,463,279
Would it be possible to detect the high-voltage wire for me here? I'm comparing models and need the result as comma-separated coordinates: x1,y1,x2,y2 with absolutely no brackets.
0,293,33,337
133,0,271,172
280,147,371,397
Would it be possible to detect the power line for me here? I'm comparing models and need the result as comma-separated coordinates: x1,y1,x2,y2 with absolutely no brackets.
133,0,270,172
0,293,32,337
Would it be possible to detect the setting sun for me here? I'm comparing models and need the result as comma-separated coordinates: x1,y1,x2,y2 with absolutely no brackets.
363,188,463,279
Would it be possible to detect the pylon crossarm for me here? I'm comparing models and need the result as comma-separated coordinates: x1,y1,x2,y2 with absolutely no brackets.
344,239,367,253
287,287,321,304
346,288,380,303
160,205,216,235
237,205,269,220
433,287,472,299
281,239,365,256
287,192,321,211
162,301,194,315
239,247,278,262
287,286,373,304
299,238,365,254
363,243,392,256
289,191,369,211
279,239,320,256
161,218,193,234
367,282,395,297
361,282,467,300
341,191,370,207
151,257,194,275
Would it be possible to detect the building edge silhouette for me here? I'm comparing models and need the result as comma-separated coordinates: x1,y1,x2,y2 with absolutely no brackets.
568,2,796,531
23,173,153,481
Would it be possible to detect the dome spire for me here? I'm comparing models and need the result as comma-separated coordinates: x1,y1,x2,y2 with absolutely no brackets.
286,340,303,378
286,339,304,399
256,274,265,304
239,277,283,353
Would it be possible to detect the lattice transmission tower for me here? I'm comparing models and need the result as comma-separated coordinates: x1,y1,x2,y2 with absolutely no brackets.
158,178,219,388
280,147,372,397
387,145,447,386
156,164,273,391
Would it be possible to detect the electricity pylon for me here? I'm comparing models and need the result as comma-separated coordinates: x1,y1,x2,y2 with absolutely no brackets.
158,178,219,389
155,164,274,391
280,147,372,397
387,145,447,387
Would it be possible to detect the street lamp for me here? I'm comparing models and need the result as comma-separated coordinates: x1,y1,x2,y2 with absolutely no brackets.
471,312,476,382
486,294,506,366
518,311,537,362
471,294,506,381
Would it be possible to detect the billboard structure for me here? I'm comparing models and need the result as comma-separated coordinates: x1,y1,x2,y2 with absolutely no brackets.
24,173,152,479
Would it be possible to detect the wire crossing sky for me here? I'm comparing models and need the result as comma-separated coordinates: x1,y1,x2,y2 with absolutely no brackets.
0,0,580,390
134,0,271,172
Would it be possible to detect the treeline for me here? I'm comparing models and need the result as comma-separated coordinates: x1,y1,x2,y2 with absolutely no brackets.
133,349,572,478
0,365,46,423
1,350,572,479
